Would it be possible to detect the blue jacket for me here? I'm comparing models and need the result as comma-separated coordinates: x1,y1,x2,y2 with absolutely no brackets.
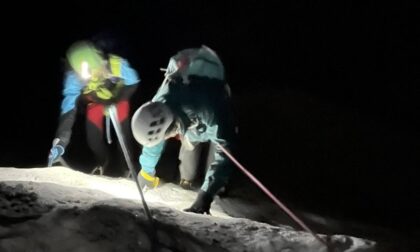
55,55,139,147
61,56,139,114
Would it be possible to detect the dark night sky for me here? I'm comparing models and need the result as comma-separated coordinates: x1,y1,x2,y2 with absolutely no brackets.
0,0,418,237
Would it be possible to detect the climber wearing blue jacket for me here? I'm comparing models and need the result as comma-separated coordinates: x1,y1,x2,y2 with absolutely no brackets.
131,46,237,214
48,40,140,176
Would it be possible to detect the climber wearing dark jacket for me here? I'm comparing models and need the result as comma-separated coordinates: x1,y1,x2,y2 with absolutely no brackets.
131,46,237,214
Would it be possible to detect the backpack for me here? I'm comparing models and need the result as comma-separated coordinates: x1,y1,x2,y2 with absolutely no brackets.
164,45,225,84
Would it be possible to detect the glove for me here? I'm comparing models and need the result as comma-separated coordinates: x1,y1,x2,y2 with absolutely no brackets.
48,139,65,166
184,190,213,215
137,169,160,191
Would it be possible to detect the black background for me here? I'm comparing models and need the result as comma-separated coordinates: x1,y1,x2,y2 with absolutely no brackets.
0,0,418,239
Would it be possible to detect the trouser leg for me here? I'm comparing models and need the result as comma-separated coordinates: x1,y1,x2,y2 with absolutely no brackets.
178,139,202,187
86,103,109,171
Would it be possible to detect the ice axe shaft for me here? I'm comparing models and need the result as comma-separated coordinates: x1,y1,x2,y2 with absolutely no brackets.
107,105,154,226
105,114,112,144
48,156,69,168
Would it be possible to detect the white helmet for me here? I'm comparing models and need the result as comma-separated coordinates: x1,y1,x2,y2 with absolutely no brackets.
131,101,174,147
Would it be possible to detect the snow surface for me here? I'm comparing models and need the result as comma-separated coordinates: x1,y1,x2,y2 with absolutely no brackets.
0,167,377,251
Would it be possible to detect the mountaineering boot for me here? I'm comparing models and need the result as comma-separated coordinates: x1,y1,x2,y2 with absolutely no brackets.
91,166,104,175
179,179,194,190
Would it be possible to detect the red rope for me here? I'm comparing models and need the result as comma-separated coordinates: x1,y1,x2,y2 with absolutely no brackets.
215,142,328,247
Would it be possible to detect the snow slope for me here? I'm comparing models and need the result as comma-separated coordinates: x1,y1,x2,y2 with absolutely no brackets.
0,167,377,251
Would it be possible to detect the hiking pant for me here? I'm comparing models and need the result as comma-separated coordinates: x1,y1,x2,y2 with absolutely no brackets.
86,100,138,176
178,138,216,182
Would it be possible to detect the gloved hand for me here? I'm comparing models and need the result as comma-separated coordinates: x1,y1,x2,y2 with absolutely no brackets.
48,139,65,167
137,169,160,191
184,190,213,215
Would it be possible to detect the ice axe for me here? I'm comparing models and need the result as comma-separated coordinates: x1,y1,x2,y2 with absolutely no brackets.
106,105,155,226
48,155,70,168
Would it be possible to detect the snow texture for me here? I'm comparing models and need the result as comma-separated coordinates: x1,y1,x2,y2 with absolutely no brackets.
0,167,376,252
